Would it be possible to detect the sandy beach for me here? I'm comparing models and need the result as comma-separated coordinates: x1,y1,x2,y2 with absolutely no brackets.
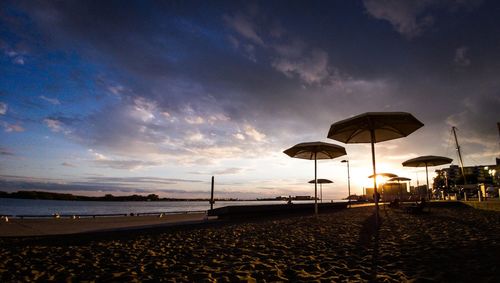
0,213,208,237
0,203,499,282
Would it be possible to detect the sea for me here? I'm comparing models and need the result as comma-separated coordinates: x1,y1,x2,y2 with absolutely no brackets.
0,198,345,217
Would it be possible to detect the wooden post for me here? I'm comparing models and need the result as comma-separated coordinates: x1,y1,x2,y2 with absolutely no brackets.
210,176,215,210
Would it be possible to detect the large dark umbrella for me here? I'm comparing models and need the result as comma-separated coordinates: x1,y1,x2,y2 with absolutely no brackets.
308,179,334,203
327,112,424,211
402,155,453,199
284,142,347,215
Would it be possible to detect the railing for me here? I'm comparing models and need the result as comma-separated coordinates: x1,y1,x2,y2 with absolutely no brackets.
1,210,207,219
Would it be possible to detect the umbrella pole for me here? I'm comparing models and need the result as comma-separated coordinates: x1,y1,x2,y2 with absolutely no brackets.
370,134,378,211
314,152,318,215
370,130,380,227
398,180,401,200
425,164,430,200
347,160,351,208
320,183,323,203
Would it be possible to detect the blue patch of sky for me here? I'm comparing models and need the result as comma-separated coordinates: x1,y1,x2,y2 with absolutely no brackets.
2,47,119,119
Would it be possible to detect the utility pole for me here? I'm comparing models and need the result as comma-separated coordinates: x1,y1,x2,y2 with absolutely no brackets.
452,127,467,185
341,160,351,208
210,176,215,210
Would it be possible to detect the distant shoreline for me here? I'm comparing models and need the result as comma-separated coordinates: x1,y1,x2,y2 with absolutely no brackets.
0,191,286,202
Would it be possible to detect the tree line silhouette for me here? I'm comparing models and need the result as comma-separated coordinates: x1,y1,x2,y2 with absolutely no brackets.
0,191,237,202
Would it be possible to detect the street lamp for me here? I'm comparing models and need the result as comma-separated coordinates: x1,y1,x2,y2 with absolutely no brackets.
341,159,351,208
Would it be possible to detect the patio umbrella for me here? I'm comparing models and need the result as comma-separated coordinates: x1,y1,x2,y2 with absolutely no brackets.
327,112,424,211
388,177,411,182
284,142,347,215
368,173,398,179
308,179,333,203
402,155,453,199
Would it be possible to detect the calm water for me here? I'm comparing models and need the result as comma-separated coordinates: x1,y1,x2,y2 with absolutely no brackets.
0,198,335,216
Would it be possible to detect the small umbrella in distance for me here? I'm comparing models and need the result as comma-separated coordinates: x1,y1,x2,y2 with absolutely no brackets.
388,177,411,182
328,112,424,212
368,173,398,179
308,179,333,203
284,142,347,215
402,155,453,199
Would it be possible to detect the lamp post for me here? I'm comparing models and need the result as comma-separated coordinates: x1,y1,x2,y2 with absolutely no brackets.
341,160,351,208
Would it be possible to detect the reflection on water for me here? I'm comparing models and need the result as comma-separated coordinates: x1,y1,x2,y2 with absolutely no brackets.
0,198,342,216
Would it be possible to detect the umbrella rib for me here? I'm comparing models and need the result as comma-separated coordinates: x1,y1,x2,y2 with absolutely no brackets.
346,128,364,142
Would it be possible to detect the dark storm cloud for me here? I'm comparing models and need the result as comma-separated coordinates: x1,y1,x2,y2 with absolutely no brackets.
3,0,499,164
0,147,14,156
85,176,203,184
363,0,483,39
0,175,205,194
0,178,139,193
7,1,307,153
446,94,500,158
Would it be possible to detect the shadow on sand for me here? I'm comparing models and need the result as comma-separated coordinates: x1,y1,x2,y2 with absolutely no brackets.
357,210,381,282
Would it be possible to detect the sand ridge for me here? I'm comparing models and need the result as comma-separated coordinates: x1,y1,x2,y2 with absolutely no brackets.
0,205,499,282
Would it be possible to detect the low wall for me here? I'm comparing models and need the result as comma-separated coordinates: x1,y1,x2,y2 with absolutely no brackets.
207,202,347,219
462,201,500,212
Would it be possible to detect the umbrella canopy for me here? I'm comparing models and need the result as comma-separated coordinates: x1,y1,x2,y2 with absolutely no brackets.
328,112,423,211
308,179,334,184
388,177,411,182
402,155,453,199
402,156,453,167
368,173,398,179
308,179,333,203
284,142,347,160
327,112,425,144
284,142,346,214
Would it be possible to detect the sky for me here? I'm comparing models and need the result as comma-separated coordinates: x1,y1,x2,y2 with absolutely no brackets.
1,0,499,199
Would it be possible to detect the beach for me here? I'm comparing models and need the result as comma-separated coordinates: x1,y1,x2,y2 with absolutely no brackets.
0,213,208,237
0,203,499,282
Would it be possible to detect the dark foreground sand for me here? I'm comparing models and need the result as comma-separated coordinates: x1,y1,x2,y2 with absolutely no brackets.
0,204,499,282
0,213,208,237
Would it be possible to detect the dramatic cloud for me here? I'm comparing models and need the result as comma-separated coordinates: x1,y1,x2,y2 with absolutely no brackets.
224,13,264,46
224,8,338,86
272,49,331,85
1,0,498,197
446,95,500,138
84,176,203,185
61,162,76,167
214,167,244,175
93,159,162,170
363,0,435,38
454,46,471,67
446,95,500,161
0,147,14,156
363,0,481,38
2,46,27,65
43,118,64,133
87,149,161,170
2,122,24,132
39,95,61,105
0,175,206,196
0,102,6,115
